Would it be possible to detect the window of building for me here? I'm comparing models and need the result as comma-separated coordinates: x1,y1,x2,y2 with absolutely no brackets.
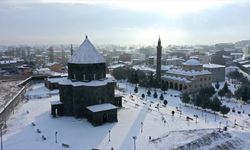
205,78,206,81
209,83,210,86
209,77,211,80
189,85,191,87
204,84,206,86
200,84,202,87
200,78,202,81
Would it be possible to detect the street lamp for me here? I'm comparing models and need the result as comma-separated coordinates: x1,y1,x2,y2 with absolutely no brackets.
195,115,198,124
141,122,143,133
109,130,111,142
55,132,57,143
4,105,6,128
133,136,137,150
0,124,3,150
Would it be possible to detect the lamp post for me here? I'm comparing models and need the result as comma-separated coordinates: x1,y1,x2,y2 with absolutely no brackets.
4,105,6,128
205,114,207,122
109,130,111,142
141,122,143,133
55,132,57,143
195,115,198,124
202,109,203,117
1,124,3,150
133,136,137,150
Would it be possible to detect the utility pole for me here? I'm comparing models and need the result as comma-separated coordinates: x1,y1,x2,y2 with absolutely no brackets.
1,124,3,150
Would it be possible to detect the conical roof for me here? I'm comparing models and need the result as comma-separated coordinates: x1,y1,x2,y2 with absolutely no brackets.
68,36,106,64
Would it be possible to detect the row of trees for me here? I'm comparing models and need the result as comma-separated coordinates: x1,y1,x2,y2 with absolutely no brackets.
112,67,161,88
181,87,230,116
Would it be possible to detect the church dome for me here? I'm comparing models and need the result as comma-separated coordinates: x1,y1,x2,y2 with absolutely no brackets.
68,36,106,64
184,59,201,66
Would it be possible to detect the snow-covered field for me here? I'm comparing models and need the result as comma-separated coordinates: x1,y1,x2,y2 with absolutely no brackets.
2,81,250,150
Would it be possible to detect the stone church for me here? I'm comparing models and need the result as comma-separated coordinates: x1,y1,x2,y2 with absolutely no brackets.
51,36,122,126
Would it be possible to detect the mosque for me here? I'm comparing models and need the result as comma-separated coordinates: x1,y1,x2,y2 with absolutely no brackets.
162,59,212,93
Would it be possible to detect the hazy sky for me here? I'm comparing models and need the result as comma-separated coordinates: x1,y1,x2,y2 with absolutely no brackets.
0,0,250,46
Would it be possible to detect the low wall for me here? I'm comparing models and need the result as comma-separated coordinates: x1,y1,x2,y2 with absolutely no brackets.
0,75,49,126
0,79,33,126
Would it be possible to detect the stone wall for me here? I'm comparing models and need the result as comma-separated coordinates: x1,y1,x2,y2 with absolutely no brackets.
68,63,106,81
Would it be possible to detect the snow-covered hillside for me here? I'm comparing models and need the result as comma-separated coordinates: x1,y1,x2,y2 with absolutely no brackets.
1,81,250,150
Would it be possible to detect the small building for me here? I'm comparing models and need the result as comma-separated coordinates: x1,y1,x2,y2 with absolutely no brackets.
35,68,51,75
86,104,118,126
45,62,62,72
16,66,32,75
225,66,239,75
44,76,67,89
0,60,17,73
166,58,185,66
211,50,231,66
199,54,210,64
231,53,244,60
203,64,225,82
119,53,131,62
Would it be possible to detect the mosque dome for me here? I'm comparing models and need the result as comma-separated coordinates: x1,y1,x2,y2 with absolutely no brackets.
184,59,201,66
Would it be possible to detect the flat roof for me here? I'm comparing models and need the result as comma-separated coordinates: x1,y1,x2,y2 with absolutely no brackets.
203,64,225,68
50,101,63,105
87,103,117,113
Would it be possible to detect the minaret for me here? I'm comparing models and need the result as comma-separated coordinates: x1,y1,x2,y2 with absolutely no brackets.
71,44,73,56
156,37,162,81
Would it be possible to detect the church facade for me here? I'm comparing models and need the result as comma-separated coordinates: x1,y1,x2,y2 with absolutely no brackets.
51,36,122,126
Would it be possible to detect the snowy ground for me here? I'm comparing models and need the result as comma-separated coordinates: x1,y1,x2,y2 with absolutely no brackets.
1,81,250,150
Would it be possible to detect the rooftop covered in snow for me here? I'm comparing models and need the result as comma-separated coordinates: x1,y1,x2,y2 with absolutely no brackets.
203,64,225,68
183,59,201,66
68,36,106,64
166,69,211,76
86,103,117,113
